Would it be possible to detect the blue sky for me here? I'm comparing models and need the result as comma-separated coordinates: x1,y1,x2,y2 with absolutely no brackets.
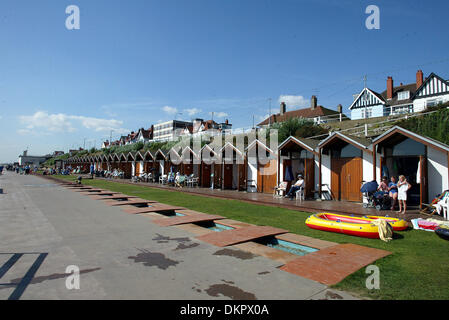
1,0,449,162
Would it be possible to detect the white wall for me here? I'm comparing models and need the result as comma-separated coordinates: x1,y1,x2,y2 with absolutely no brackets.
427,147,449,199
247,157,258,187
321,154,331,186
362,151,374,183
414,93,449,112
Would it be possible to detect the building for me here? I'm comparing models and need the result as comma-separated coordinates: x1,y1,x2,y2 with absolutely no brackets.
153,120,193,142
349,70,449,120
18,150,51,166
258,96,346,127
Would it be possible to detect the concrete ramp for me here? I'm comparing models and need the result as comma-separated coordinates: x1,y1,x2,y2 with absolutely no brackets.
196,226,288,247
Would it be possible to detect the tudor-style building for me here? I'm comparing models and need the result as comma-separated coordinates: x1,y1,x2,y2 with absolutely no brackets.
349,70,449,120
412,72,449,112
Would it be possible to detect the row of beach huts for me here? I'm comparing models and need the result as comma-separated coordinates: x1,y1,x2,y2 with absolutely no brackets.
64,126,449,207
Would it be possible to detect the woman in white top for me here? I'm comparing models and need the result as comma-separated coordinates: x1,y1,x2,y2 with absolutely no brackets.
397,175,411,214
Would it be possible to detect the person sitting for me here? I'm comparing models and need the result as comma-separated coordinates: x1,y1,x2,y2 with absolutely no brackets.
284,174,305,199
378,176,389,194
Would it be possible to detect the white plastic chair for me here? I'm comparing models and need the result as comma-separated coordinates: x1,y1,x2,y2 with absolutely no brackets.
295,186,305,201
274,182,288,197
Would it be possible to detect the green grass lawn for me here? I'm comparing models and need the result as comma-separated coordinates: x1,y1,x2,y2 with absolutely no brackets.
54,175,449,300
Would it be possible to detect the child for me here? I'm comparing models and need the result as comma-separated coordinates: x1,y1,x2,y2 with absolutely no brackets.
397,175,412,214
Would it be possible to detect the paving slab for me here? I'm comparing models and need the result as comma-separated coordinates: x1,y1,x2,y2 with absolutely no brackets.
196,226,289,247
122,204,185,214
152,214,225,227
280,243,392,285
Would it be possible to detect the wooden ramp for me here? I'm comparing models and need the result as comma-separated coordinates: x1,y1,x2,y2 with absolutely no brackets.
66,186,92,190
122,204,185,214
280,243,391,285
74,189,104,193
91,195,139,200
104,199,158,206
152,214,225,227
196,226,288,247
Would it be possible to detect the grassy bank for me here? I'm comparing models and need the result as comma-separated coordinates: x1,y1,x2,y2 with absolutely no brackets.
54,175,449,300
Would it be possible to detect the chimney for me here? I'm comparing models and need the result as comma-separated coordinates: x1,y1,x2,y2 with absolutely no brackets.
416,70,423,89
337,104,342,114
311,96,317,110
225,119,229,125
280,102,286,115
387,76,394,100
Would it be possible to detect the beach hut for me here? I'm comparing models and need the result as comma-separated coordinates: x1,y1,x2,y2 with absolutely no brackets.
199,144,219,188
278,137,319,198
246,139,278,194
217,142,246,190
372,126,449,208
318,132,373,202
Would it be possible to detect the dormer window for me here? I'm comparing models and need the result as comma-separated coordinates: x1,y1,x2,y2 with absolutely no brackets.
397,91,410,101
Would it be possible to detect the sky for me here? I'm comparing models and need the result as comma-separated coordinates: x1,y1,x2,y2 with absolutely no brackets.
1,0,449,163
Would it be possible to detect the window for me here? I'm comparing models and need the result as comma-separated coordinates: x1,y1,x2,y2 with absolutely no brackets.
397,91,410,101
361,107,372,119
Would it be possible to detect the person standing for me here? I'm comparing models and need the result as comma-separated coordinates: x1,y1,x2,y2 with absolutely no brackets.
397,175,412,214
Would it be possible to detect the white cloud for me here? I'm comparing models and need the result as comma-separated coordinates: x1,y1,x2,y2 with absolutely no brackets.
209,111,228,118
184,108,202,117
18,111,129,135
162,106,178,115
278,95,309,109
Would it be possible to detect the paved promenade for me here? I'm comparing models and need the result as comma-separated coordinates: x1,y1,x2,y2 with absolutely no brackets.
0,172,356,300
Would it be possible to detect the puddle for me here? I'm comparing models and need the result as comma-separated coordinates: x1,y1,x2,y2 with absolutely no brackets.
213,248,256,260
128,248,180,270
152,234,191,243
255,237,318,256
174,242,200,250
205,283,257,300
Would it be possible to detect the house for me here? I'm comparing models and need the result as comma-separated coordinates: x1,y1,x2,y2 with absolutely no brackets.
349,70,449,120
258,96,346,127
412,72,449,112
135,127,154,143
